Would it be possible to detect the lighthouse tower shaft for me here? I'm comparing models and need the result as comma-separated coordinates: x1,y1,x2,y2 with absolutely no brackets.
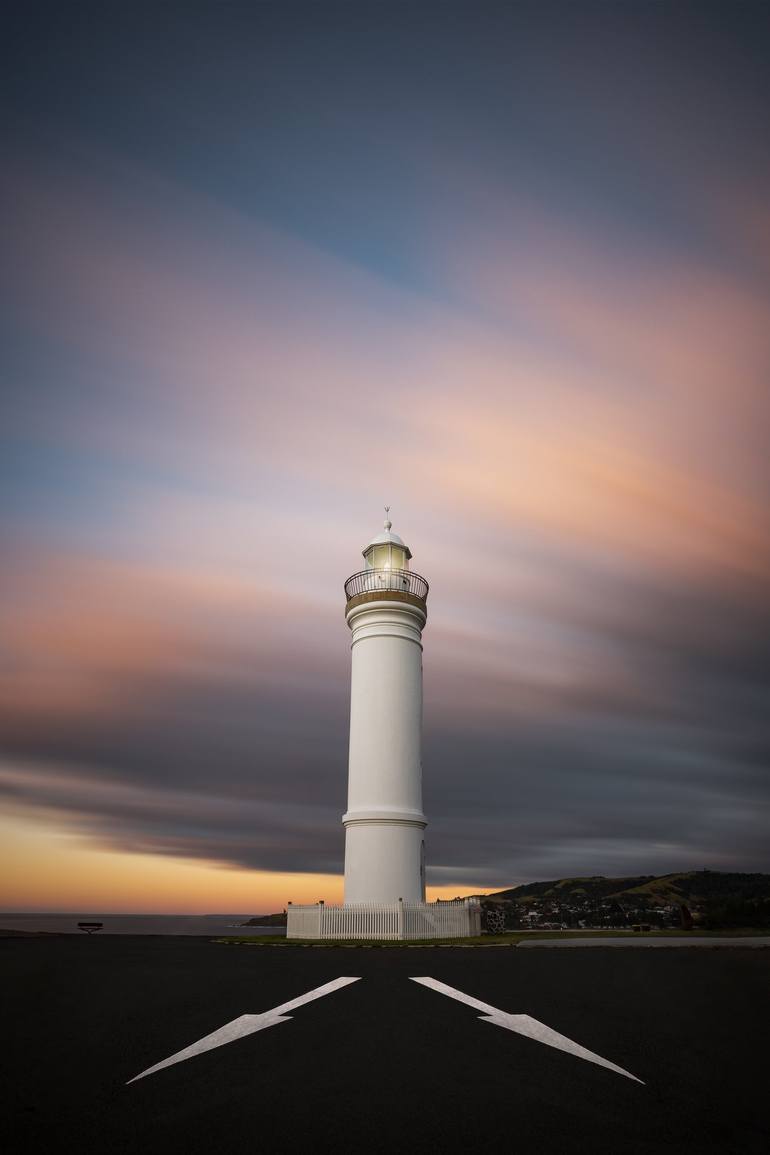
342,521,429,904
343,600,426,903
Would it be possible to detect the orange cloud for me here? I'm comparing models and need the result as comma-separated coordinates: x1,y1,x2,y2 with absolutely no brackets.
0,810,343,913
0,549,309,725
0,808,494,913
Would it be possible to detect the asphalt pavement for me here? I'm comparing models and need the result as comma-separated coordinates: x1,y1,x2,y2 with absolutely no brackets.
2,936,767,1154
517,934,770,947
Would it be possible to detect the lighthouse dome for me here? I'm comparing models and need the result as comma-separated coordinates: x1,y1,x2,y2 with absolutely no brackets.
364,527,409,551
362,514,412,563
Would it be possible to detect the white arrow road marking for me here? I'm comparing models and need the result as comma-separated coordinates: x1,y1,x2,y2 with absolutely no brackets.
410,977,643,1084
127,976,361,1084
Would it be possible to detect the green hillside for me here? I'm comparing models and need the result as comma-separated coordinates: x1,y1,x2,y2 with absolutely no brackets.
487,871,770,905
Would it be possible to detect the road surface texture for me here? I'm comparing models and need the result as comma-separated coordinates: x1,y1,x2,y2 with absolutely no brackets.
518,935,770,947
2,936,767,1154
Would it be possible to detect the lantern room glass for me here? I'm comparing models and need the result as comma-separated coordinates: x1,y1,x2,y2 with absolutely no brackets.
365,543,409,571
368,544,389,569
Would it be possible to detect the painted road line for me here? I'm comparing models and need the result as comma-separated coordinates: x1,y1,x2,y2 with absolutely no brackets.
410,977,643,1084
127,976,361,1084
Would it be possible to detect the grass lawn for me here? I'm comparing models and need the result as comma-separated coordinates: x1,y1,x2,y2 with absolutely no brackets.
213,927,769,948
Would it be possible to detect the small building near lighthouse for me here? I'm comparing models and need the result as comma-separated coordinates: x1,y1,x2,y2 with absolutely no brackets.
287,515,481,940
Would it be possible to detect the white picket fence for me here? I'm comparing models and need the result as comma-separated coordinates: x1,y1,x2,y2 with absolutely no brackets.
286,899,481,941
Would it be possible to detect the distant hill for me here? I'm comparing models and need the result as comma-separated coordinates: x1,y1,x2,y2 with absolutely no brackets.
486,871,770,905
240,912,287,927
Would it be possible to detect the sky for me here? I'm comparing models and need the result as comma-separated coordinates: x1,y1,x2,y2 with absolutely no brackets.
1,1,769,912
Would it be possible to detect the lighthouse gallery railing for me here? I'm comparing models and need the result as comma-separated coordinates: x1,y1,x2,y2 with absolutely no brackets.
344,568,429,602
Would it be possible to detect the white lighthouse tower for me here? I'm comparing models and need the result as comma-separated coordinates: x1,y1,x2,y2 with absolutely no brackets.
342,511,428,903
286,514,480,940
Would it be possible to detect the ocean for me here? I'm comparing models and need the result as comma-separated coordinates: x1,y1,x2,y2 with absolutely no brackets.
0,913,286,936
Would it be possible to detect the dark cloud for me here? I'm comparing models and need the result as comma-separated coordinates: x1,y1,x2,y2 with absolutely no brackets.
2,554,768,884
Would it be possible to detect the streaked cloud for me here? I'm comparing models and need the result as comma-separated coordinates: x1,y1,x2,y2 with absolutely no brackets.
1,2,768,907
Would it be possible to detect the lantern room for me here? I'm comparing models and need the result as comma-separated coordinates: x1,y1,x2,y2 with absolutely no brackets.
363,511,412,573
343,511,428,606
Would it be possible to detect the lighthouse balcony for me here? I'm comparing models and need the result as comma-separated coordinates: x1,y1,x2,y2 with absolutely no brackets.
344,568,429,611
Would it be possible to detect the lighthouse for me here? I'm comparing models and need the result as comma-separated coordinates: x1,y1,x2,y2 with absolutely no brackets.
285,515,480,939
342,512,428,903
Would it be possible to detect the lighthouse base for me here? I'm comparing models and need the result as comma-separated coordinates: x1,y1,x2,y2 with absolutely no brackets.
286,898,481,941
